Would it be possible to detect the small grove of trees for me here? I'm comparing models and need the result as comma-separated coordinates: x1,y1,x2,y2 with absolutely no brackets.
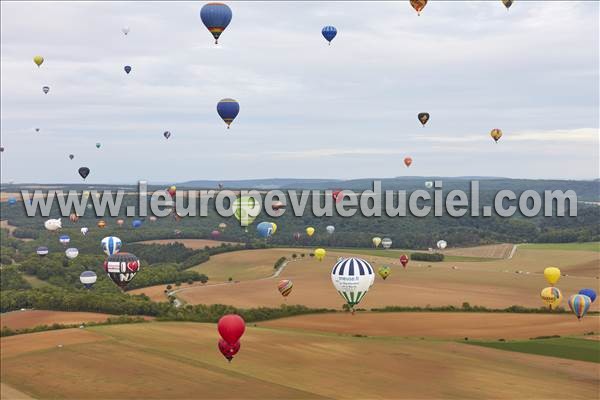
410,252,444,262
273,256,287,269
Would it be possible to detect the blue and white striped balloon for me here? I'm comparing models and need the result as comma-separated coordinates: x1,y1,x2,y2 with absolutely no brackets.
101,236,122,256
331,257,374,309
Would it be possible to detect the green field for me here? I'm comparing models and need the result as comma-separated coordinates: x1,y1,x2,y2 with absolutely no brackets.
466,337,600,363
520,242,600,252
21,274,54,289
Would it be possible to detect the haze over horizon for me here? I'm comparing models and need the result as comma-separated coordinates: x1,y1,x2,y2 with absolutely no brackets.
1,1,598,183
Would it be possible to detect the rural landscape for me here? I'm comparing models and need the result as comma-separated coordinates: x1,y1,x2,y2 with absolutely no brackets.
1,1,599,399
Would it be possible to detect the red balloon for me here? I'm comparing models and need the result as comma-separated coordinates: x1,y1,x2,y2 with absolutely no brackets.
404,157,413,167
218,339,240,362
293,232,301,241
218,314,245,344
332,190,343,203
400,254,409,268
211,230,221,239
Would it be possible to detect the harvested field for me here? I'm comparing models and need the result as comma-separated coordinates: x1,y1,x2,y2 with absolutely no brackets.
0,310,152,331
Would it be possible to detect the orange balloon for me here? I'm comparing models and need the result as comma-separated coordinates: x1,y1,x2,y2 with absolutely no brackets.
410,0,427,16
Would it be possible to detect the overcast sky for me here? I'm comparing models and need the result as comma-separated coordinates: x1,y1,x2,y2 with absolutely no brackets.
1,1,598,184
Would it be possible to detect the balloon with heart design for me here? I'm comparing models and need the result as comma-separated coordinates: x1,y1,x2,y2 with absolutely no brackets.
104,252,140,289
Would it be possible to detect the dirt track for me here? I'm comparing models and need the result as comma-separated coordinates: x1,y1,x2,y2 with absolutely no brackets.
260,312,600,339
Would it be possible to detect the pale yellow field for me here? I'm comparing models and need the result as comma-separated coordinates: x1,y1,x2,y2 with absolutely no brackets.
175,247,600,311
1,321,598,399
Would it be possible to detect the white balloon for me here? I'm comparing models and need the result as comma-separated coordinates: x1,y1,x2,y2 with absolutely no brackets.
80,227,89,236
381,237,392,249
326,225,335,235
65,248,79,259
122,27,130,35
331,257,374,310
44,218,62,231
425,181,433,189
101,236,122,256
437,240,447,250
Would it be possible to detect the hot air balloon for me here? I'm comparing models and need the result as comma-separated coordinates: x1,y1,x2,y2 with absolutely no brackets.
218,339,240,362
400,254,409,268
579,289,597,303
490,128,502,143
404,157,413,167
0,146,4,152
95,142,101,149
36,246,49,256
233,196,258,231
35,128,40,132
59,235,70,246
218,314,245,345
306,227,315,237
200,2,233,44
410,0,427,15
8,197,16,206
502,0,513,10
270,222,278,234
42,86,50,94
174,229,182,236
211,230,221,239
97,220,106,229
271,201,285,216
124,65,132,74
69,213,79,223
219,222,227,231
78,167,90,179
116,219,124,227
381,238,392,249
568,294,591,320
65,248,79,259
164,131,171,139
257,221,273,238
42,218,60,232
437,240,447,250
321,26,337,45
331,257,374,311
418,112,430,126
104,252,140,289
101,236,122,256
278,279,293,298
425,181,433,189
167,186,177,198
122,26,130,35
149,216,157,222
326,225,335,235
80,271,97,289
378,266,391,280
332,190,343,203
69,154,74,160
33,55,44,67
372,237,382,248
132,219,142,228
217,98,239,128
540,287,562,309
314,248,326,261
80,227,89,235
293,232,301,241
543,267,561,286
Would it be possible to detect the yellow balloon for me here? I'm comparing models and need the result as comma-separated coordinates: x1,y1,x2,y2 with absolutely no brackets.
314,248,326,261
490,128,503,143
540,287,562,309
543,267,561,286
270,222,277,235
372,237,382,248
306,227,315,237
378,266,391,280
33,55,44,67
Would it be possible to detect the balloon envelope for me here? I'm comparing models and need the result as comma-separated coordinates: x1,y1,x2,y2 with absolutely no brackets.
42,86,50,94
211,230,221,239
217,98,239,128
306,227,315,237
78,167,90,179
568,294,591,320
218,339,240,362
540,287,562,309
104,252,140,289
233,196,258,229
326,225,335,235
256,221,273,238
378,266,391,280
65,248,79,259
372,237,382,248
33,55,44,67
579,289,597,303
437,240,447,250
164,131,171,139
418,112,430,126
400,254,409,268
80,271,97,288
59,235,70,245
218,314,245,344
331,257,374,309
278,280,293,297
102,236,122,256
124,65,132,74
404,157,413,167
44,218,62,231
490,128,502,143
314,248,326,261
410,0,427,15
381,238,392,249
543,267,561,285
322,26,337,43
80,227,89,235
132,220,142,228
36,246,49,256
200,3,233,44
